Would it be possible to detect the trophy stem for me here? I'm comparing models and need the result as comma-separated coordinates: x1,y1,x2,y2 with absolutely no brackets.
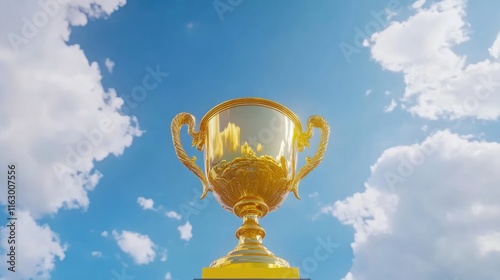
235,209,266,240
208,199,290,268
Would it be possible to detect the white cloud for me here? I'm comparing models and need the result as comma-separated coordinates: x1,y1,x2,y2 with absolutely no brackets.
365,89,372,96
0,0,137,219
186,22,194,29
476,232,500,256
489,32,500,59
178,221,193,241
308,192,319,198
384,99,397,112
0,1,131,278
328,131,500,280
101,231,109,237
362,38,370,47
91,251,103,258
412,0,426,9
159,249,168,262
367,0,500,120
137,197,155,211
165,211,182,220
386,11,397,21
104,57,115,73
343,273,354,280
421,124,428,131
165,272,173,280
112,230,156,265
0,211,67,279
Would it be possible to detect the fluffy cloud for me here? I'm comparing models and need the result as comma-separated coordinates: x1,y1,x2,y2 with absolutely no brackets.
159,249,168,262
326,131,500,280
91,251,103,258
178,221,193,241
0,211,67,280
0,0,134,277
412,0,426,9
0,1,140,217
165,272,173,280
308,191,319,198
165,211,182,220
383,99,397,113
112,230,156,265
137,197,155,210
0,0,136,217
104,57,115,73
367,0,500,120
489,32,500,60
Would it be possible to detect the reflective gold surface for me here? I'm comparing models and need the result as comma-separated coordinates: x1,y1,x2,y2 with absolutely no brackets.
171,97,330,271
209,155,290,213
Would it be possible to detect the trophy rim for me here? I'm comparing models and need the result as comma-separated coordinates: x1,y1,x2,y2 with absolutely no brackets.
199,97,303,132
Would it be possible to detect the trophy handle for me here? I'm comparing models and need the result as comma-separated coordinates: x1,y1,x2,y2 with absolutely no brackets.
291,115,330,199
171,113,211,199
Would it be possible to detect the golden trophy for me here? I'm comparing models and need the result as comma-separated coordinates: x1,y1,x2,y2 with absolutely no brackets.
171,98,330,279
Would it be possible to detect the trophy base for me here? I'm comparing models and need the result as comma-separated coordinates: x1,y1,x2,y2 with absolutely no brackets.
208,235,291,268
200,267,302,279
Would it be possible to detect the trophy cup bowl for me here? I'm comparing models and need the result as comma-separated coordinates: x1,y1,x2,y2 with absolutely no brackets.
171,97,330,271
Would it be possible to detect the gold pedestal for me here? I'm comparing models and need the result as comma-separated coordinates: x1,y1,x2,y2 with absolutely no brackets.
202,267,300,279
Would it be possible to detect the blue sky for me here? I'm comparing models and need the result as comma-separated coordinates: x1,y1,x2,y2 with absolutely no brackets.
1,0,500,279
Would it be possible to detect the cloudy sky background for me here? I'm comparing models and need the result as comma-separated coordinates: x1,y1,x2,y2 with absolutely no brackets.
0,0,499,279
